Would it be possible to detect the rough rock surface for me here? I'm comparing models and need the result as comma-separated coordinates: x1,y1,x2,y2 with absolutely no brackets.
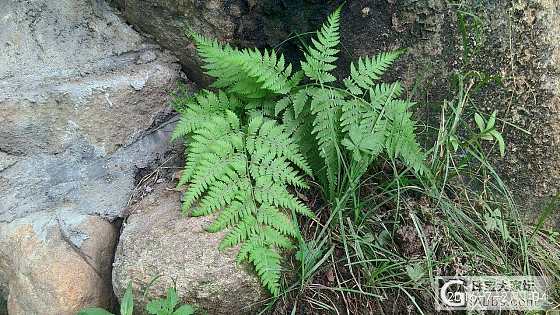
0,214,118,314
480,0,560,213
0,0,180,223
112,184,266,315
112,0,560,213
0,0,181,312
108,0,336,85
328,0,560,214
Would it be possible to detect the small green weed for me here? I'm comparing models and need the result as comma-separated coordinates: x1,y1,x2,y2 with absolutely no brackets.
78,283,195,315
146,287,196,315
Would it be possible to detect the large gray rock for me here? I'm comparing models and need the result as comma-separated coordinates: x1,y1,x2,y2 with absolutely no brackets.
112,184,266,315
0,0,181,223
111,0,560,214
0,0,181,313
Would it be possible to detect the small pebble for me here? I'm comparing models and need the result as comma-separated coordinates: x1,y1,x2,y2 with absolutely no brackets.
362,7,370,17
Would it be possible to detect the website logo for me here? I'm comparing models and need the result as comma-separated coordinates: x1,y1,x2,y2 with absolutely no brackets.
434,276,553,311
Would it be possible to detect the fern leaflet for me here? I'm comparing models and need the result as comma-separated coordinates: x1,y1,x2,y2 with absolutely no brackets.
300,6,341,83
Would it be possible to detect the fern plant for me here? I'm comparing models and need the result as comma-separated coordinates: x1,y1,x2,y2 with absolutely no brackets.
173,6,426,296
174,111,313,296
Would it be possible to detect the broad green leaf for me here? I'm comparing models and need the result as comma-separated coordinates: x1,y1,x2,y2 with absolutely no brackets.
480,134,493,141
77,308,114,315
486,110,497,130
490,130,506,157
449,135,459,152
121,283,134,315
406,262,425,282
474,113,485,132
166,288,179,311
146,299,165,314
173,305,196,315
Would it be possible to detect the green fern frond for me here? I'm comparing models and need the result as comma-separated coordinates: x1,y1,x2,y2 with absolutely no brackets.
171,90,240,142
171,116,196,142
301,7,341,83
177,110,243,190
189,32,250,92
341,124,385,162
254,180,314,218
360,82,403,131
247,98,277,117
281,107,323,177
250,157,308,189
236,234,262,265
189,31,297,99
288,70,304,89
240,48,293,95
340,98,370,133
262,226,294,249
292,88,309,118
256,205,298,237
235,233,284,295
220,214,259,249
192,172,246,217
369,82,403,103
383,99,426,174
341,82,424,172
248,244,282,296
175,112,312,296
181,153,238,211
206,200,242,232
343,51,403,94
246,116,313,176
205,192,255,232
274,96,291,116
308,87,344,198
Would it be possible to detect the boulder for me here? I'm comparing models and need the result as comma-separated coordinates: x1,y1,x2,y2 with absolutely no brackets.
112,184,266,315
112,0,560,214
0,213,118,314
108,0,335,86
0,0,181,223
0,0,182,312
